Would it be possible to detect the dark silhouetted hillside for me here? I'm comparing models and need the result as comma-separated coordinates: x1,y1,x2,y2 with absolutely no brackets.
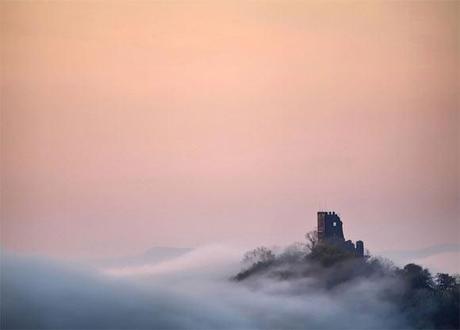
234,232,460,330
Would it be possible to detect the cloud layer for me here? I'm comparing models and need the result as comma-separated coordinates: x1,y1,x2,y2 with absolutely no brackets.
1,246,414,329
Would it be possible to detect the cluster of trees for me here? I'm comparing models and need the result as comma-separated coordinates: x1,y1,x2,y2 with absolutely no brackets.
234,231,460,329
396,263,459,329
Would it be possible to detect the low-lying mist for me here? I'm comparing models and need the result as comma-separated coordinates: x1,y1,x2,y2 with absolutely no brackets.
1,242,458,329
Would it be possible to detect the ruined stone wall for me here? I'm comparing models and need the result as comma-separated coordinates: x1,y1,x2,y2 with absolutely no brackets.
316,211,364,257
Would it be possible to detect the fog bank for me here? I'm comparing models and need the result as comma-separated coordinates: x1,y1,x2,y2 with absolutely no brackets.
0,246,415,330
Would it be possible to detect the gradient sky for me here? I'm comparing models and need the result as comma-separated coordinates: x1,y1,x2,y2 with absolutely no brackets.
1,1,459,258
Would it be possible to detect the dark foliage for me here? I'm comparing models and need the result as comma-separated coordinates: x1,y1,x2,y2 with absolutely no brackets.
234,233,460,330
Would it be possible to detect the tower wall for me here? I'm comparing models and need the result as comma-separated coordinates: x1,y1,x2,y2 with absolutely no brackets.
316,211,364,257
317,212,326,241
317,211,345,243
356,240,364,257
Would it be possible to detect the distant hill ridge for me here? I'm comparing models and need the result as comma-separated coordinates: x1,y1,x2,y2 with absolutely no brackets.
97,246,192,267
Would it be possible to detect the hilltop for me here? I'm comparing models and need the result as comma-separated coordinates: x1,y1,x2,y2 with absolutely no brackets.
233,214,460,330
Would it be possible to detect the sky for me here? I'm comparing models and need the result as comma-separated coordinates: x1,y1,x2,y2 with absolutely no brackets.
1,1,459,258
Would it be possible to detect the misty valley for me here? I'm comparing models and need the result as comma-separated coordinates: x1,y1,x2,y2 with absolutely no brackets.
2,212,459,329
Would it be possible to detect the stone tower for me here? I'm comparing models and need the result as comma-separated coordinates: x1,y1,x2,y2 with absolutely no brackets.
317,211,364,257
317,211,345,244
355,240,364,257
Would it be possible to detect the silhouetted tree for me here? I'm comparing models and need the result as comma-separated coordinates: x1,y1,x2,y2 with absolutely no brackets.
401,263,434,290
242,247,275,266
278,242,308,263
304,230,318,251
435,273,457,291
308,242,355,267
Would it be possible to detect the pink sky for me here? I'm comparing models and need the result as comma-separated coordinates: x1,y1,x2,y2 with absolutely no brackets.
1,1,459,258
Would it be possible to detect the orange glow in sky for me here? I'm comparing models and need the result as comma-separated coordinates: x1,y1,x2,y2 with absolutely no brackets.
1,1,459,257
